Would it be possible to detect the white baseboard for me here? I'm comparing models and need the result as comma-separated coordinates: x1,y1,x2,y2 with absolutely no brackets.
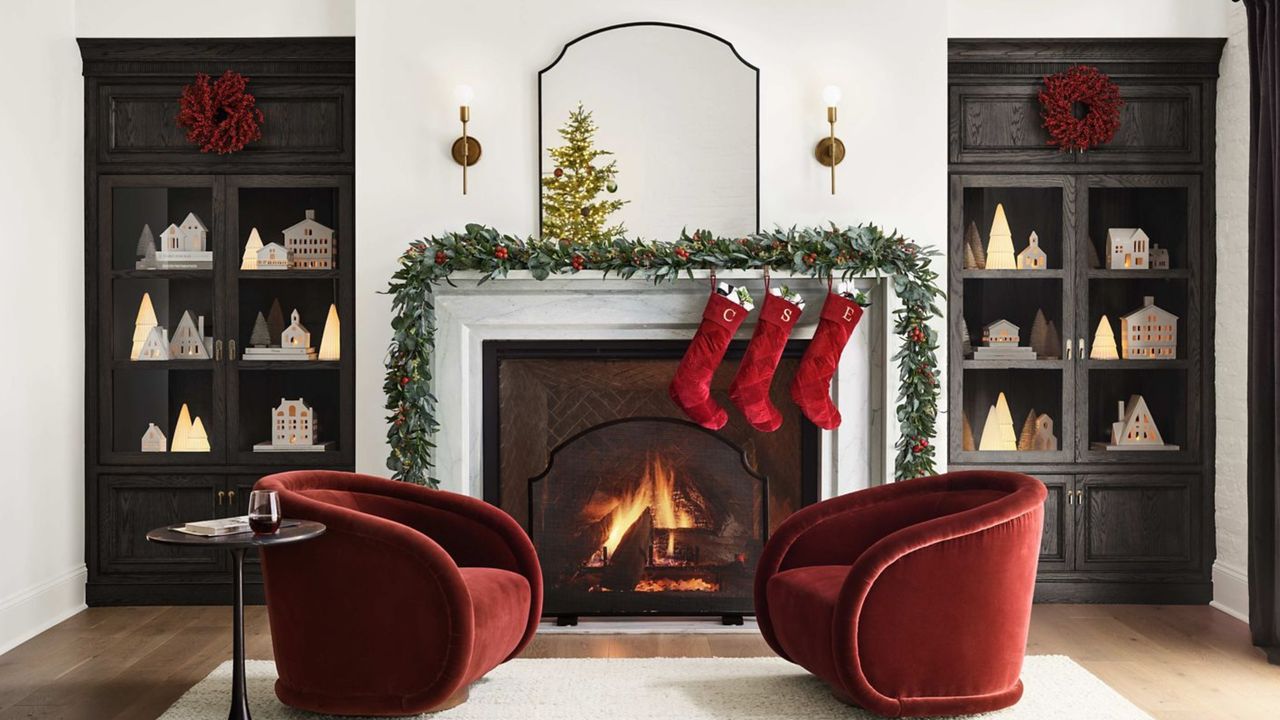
1211,561,1249,623
0,565,86,656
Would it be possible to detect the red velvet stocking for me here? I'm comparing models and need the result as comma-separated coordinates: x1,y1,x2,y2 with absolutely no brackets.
670,291,749,430
790,292,864,429
729,292,803,432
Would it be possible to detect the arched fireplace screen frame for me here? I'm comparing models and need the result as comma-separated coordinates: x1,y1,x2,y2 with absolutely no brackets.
528,416,770,622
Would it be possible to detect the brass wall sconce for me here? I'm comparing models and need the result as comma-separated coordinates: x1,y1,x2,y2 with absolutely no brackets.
451,84,481,194
814,85,844,195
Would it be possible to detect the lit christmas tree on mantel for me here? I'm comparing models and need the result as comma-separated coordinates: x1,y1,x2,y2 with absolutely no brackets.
984,203,1017,269
541,103,627,245
1090,315,1119,360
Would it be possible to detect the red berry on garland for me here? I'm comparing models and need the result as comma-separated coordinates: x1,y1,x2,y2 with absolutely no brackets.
434,251,447,265
571,254,585,270
400,376,411,387
554,167,564,178
494,246,509,260
803,253,817,266
674,247,690,260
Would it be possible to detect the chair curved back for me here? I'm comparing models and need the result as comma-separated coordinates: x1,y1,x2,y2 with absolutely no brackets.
256,470,541,715
755,470,1045,717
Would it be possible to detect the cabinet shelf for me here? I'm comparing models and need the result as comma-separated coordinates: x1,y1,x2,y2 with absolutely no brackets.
1087,269,1190,280
1085,359,1189,370
962,358,1065,370
112,269,214,281
235,360,341,371
237,270,339,280
959,269,1065,280
111,359,215,370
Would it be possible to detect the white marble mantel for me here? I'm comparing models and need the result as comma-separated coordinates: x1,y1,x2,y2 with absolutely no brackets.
430,269,897,499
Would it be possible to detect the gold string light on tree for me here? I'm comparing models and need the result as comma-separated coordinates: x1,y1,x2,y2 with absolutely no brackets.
541,103,627,245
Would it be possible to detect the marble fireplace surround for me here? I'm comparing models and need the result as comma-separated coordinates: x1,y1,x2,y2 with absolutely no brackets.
431,270,896,500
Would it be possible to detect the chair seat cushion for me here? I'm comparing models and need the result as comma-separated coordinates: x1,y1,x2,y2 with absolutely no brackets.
459,567,531,683
766,564,850,683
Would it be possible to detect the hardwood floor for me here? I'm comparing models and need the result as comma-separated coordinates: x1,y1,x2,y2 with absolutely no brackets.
0,605,1276,719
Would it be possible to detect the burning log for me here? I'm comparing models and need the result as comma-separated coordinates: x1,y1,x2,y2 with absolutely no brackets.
601,508,652,591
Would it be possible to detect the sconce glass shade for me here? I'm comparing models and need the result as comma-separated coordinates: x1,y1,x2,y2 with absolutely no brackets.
454,83,475,106
821,85,843,108
318,303,340,361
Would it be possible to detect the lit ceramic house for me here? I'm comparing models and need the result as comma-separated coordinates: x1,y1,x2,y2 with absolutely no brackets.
1099,394,1178,450
1106,228,1150,270
140,423,167,453
982,319,1019,345
256,242,290,269
1017,231,1047,269
169,311,212,359
154,212,212,269
283,209,335,270
1150,244,1171,270
253,398,328,453
137,326,171,360
282,309,311,348
975,318,1035,359
1119,296,1178,359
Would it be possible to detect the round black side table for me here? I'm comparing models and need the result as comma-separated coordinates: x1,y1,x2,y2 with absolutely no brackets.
147,521,325,720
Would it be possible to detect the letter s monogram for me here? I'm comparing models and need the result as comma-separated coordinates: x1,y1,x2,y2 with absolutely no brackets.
780,308,793,323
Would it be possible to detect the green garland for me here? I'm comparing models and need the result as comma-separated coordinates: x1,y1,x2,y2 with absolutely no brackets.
385,224,942,487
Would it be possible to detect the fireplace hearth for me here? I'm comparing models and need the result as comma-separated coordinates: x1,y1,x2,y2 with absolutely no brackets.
483,340,820,623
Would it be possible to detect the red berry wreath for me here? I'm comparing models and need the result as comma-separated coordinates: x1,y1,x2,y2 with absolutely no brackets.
176,70,264,155
1038,65,1123,152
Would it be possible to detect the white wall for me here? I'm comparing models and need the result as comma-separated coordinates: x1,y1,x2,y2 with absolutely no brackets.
950,0,1250,622
0,0,85,655
354,0,950,479
1212,0,1251,623
74,0,354,36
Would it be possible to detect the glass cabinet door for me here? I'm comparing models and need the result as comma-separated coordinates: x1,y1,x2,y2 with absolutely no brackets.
950,175,1076,464
99,176,226,463
1074,175,1200,464
224,175,353,467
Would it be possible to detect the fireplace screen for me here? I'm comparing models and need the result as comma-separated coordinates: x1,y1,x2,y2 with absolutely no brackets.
529,417,766,618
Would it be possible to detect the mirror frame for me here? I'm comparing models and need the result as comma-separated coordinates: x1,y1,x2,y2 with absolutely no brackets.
537,21,761,238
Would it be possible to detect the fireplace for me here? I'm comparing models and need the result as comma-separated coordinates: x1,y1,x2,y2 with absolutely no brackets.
483,340,820,623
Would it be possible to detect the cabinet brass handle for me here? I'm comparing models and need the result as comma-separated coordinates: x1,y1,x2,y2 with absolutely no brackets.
1076,489,1084,503
1067,490,1074,506
1077,337,1085,359
1066,343,1072,360
229,339,236,360
228,490,236,505
215,340,223,362
217,490,226,505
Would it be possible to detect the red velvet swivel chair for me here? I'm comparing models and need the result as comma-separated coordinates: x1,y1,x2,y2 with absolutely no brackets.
255,471,542,716
755,470,1045,717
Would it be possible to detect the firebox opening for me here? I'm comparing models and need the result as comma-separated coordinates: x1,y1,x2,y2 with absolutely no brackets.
483,340,820,620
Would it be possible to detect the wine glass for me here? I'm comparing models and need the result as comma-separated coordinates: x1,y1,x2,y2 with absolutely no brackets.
248,490,282,534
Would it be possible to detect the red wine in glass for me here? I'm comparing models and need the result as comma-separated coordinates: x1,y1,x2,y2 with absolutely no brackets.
248,490,282,535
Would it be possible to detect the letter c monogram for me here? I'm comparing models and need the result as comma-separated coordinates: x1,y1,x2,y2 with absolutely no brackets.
723,308,738,322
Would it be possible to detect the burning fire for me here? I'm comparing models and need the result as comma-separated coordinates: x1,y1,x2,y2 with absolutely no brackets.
634,578,719,593
600,453,699,558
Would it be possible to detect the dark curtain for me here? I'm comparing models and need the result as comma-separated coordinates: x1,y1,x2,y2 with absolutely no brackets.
1245,0,1280,666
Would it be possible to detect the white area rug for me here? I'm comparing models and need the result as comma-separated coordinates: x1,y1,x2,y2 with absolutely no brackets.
160,656,1151,719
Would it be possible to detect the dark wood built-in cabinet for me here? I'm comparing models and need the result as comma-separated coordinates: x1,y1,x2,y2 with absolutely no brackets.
948,40,1222,602
80,39,355,604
